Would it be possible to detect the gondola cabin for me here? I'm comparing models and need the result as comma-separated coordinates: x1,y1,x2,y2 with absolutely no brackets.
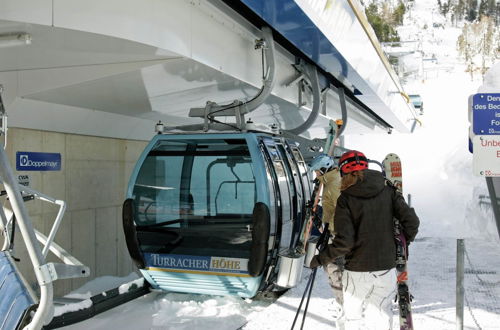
123,131,313,297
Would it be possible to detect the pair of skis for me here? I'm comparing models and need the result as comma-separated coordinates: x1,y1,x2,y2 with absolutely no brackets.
382,153,414,330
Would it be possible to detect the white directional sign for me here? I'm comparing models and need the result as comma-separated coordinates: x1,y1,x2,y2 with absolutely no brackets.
473,135,500,177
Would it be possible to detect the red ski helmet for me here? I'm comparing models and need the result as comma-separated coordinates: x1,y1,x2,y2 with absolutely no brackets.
339,150,368,175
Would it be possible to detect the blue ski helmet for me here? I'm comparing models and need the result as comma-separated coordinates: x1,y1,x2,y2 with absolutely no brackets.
309,154,335,173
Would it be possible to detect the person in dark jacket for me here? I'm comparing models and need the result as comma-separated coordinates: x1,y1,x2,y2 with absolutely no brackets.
310,150,419,330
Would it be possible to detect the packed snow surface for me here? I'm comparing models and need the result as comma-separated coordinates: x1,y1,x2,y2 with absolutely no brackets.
62,236,500,330
62,0,500,329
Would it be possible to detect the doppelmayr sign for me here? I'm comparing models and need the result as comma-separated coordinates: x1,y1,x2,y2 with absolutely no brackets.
16,152,61,171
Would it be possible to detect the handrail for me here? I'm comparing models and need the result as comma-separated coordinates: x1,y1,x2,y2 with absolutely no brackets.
0,181,68,258
345,0,407,100
345,0,419,119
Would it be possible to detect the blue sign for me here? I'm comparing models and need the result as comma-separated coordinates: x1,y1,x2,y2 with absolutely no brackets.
472,93,500,135
16,152,61,171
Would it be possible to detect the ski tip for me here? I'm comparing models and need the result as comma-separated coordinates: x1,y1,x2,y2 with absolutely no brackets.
383,153,400,161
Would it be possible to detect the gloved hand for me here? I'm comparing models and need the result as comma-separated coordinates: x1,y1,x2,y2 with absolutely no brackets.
334,256,345,272
312,206,323,230
309,255,322,269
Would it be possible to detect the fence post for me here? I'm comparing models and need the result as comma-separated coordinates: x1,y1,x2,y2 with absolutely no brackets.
456,238,465,330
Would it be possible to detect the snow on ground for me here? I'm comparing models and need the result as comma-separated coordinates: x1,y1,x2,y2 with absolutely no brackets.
62,0,500,329
63,237,500,330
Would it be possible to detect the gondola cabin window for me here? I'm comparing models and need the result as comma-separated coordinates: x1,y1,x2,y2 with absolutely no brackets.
131,139,256,258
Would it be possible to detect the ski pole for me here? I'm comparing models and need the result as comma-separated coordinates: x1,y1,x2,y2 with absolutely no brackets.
290,225,329,330
298,225,331,330
290,268,315,329
300,267,318,330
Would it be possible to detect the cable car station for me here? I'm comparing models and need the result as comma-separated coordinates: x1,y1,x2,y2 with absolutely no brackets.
0,1,417,328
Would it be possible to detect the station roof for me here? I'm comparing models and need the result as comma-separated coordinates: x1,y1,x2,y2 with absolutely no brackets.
0,0,416,141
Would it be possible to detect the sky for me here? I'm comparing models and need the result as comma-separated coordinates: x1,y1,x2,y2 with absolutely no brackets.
59,0,500,329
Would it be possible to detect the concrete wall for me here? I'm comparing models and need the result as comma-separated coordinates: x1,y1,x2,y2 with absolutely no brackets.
0,128,148,296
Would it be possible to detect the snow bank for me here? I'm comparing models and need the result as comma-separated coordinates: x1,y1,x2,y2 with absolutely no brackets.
54,299,93,317
118,277,144,294
54,272,142,317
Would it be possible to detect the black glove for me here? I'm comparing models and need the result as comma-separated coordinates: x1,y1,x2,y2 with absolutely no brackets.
312,205,323,230
334,256,345,272
310,255,322,269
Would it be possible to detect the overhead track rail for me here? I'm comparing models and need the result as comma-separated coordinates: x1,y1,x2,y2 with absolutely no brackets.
218,0,400,132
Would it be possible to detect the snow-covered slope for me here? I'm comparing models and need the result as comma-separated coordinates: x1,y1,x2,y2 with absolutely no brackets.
349,0,498,241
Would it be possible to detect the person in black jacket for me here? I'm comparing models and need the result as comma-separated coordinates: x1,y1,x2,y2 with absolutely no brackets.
310,150,419,330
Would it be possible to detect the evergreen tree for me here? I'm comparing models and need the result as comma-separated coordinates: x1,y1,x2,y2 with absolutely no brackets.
439,0,451,16
458,15,500,79
478,0,488,17
465,0,479,22
485,0,498,25
365,1,401,42
457,23,479,79
443,1,451,15
393,2,406,25
452,0,466,23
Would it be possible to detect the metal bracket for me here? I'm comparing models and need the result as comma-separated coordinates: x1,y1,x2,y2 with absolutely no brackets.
37,262,90,284
37,263,58,284
284,72,304,88
234,103,245,129
287,62,312,108
203,101,214,132
53,263,90,280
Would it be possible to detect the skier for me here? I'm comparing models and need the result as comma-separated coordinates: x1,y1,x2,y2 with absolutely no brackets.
310,150,420,330
308,154,344,319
